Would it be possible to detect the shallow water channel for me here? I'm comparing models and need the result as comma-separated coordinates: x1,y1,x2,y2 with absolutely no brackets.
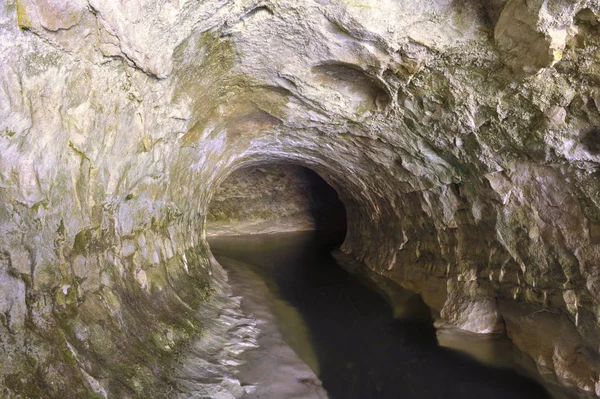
208,231,553,399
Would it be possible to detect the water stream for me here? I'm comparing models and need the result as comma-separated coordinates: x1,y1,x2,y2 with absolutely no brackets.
208,231,552,399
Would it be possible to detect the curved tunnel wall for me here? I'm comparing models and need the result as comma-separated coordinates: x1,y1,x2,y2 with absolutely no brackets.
198,148,392,261
196,135,600,396
2,0,600,397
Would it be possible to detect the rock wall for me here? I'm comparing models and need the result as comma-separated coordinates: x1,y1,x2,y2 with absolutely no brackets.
1,0,600,397
206,164,346,235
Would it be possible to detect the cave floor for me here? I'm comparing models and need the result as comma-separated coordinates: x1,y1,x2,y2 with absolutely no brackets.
208,231,555,399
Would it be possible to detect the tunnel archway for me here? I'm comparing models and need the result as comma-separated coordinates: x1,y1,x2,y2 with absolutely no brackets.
202,162,553,399
205,163,348,243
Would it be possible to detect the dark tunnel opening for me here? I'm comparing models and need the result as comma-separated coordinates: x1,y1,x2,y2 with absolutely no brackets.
301,167,347,237
206,163,552,399
206,164,347,244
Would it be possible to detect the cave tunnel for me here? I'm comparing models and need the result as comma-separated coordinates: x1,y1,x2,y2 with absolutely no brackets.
206,163,348,244
3,0,600,396
203,162,552,399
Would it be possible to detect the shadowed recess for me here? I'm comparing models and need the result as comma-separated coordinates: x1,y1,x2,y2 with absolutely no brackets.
311,63,391,114
206,164,347,237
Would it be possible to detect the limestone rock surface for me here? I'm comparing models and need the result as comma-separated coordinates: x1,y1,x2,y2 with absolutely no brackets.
1,0,600,397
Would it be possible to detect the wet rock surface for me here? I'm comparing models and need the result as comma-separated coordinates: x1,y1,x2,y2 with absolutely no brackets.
1,0,600,396
211,254,328,399
210,231,553,399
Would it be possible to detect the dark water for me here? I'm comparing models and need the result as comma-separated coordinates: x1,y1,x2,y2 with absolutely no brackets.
209,231,551,399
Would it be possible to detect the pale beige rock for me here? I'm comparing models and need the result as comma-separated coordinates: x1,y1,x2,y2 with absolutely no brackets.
1,0,600,396
16,0,86,31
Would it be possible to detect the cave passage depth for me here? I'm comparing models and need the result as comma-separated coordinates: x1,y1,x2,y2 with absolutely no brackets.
3,1,600,396
206,164,348,238
206,164,552,398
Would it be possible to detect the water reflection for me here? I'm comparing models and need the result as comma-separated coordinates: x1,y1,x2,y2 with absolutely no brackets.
209,231,551,399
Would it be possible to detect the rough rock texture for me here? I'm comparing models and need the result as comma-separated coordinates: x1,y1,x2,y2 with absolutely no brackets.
206,164,346,235
1,0,600,397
